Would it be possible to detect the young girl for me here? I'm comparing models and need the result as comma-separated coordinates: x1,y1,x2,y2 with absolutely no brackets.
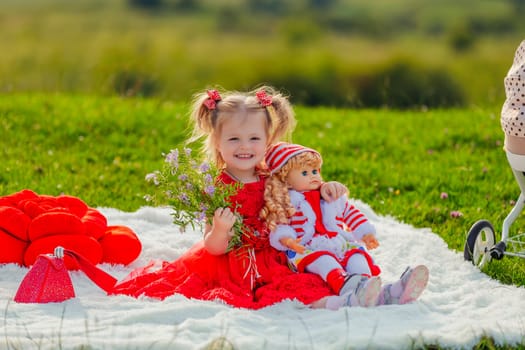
111,86,350,309
261,142,429,307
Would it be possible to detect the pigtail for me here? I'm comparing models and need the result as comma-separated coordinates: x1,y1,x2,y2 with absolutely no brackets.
190,91,214,135
269,93,296,144
254,86,296,145
188,89,224,167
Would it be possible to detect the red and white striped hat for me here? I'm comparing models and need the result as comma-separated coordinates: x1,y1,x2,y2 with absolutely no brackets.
265,142,321,175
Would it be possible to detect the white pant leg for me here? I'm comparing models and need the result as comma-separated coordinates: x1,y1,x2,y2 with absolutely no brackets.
345,253,372,276
305,255,342,280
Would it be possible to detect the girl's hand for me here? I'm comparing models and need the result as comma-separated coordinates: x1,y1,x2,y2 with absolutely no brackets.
362,233,379,250
280,237,306,254
320,181,348,202
212,207,236,236
204,207,236,255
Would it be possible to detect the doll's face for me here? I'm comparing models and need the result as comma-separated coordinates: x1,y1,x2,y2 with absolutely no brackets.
286,164,322,192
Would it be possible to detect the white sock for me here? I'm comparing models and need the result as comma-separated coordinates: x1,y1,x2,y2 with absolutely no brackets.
325,295,346,310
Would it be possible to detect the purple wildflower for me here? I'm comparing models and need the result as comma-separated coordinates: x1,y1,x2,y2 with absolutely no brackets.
145,171,160,185
440,192,448,199
204,185,215,196
178,174,189,181
196,211,207,221
165,149,179,168
178,193,190,205
199,162,211,173
145,172,156,182
204,173,213,184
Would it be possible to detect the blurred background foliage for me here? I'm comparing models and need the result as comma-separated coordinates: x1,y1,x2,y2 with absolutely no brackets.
0,0,524,108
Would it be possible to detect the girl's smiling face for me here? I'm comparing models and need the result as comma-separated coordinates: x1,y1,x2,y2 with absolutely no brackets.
216,111,268,182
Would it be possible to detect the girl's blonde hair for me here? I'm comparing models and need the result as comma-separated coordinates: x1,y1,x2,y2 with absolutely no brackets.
261,151,322,232
188,85,296,169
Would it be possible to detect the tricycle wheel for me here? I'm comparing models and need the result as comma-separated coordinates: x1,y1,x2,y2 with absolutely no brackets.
464,220,496,268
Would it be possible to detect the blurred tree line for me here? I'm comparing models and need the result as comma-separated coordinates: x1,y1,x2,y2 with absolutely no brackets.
1,0,524,108
125,0,523,108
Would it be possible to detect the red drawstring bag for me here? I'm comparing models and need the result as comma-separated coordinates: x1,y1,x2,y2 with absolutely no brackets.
14,246,117,303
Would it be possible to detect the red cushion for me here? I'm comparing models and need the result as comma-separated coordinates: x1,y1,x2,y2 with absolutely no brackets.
19,196,62,218
18,199,46,218
0,206,31,241
29,211,86,241
57,195,89,218
0,189,39,207
99,225,142,265
24,234,102,269
82,208,108,240
0,228,28,265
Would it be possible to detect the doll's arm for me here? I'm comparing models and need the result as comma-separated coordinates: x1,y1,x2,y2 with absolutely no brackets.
338,200,379,250
270,224,304,253
203,207,236,255
350,221,379,250
320,181,348,203
361,233,379,250
280,237,306,254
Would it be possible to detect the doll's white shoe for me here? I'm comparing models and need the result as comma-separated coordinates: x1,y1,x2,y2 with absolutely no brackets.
378,265,429,305
342,276,381,307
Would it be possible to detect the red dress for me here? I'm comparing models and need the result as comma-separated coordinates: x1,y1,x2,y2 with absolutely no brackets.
111,172,333,309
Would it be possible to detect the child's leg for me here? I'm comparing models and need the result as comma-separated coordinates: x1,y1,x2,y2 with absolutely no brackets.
377,265,429,305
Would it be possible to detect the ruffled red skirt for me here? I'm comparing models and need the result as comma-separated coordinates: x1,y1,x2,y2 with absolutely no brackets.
112,242,333,309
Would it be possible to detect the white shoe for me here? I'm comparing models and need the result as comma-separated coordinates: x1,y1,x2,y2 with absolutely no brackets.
378,265,429,305
343,276,381,307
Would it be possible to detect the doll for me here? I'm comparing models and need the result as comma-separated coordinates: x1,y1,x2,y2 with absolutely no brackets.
261,142,429,306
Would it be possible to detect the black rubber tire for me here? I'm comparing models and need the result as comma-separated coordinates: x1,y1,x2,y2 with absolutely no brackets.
464,220,496,268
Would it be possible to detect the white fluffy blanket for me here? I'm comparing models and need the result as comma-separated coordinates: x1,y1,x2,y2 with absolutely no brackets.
2,203,525,350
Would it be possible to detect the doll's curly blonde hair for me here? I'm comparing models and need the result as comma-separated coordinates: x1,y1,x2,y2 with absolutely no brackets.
261,151,323,232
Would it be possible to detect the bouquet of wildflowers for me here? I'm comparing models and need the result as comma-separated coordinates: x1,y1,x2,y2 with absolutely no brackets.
145,147,245,251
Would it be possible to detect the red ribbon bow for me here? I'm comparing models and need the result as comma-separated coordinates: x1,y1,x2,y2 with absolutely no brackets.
256,90,273,107
204,89,222,110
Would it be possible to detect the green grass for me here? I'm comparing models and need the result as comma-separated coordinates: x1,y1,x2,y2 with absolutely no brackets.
2,93,525,349
1,94,189,207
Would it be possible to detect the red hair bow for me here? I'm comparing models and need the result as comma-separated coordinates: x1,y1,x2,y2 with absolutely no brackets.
204,89,221,110
256,90,273,107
